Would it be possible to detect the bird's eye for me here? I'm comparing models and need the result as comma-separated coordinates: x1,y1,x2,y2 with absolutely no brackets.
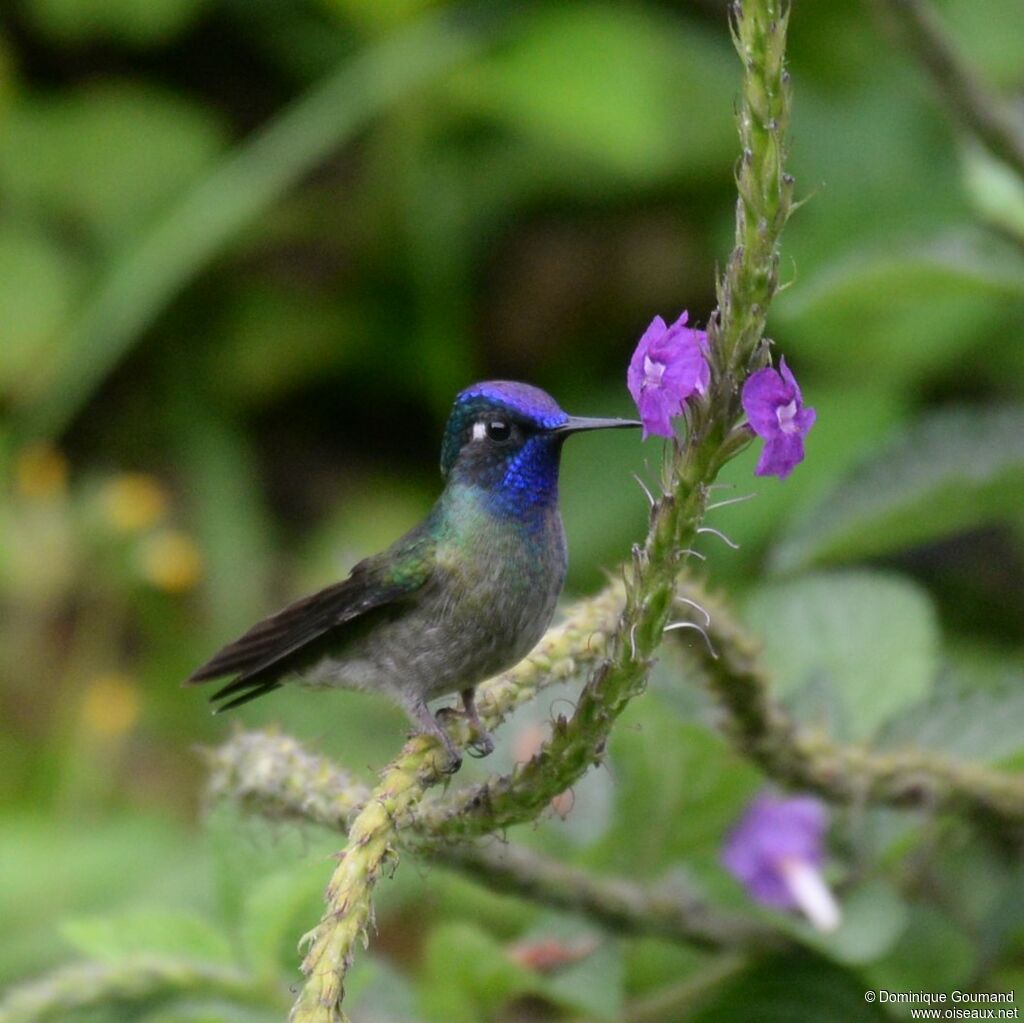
485,420,512,442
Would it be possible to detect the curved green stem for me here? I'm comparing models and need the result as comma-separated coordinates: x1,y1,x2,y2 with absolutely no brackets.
285,584,625,1022
674,578,1024,825
207,729,779,953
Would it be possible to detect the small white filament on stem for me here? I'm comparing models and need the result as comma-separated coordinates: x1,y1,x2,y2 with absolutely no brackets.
706,492,758,512
674,595,711,627
663,621,718,660
632,473,656,509
697,526,741,550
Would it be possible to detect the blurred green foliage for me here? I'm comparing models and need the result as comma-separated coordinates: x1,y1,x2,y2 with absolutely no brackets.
1,0,1023,1019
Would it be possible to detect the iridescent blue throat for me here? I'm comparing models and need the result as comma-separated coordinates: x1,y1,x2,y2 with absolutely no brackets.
484,434,563,522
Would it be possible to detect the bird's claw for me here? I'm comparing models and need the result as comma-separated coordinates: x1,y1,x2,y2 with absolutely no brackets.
438,748,463,775
466,731,495,758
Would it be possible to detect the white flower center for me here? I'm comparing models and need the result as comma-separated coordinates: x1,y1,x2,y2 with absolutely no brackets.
776,399,799,434
778,857,841,932
642,355,666,389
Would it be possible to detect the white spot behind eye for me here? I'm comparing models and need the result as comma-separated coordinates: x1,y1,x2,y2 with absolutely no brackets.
472,421,487,441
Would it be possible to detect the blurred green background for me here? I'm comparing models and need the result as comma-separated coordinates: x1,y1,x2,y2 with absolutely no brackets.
1,0,1023,1019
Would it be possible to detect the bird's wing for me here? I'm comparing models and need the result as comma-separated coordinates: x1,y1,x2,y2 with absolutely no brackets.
185,527,435,709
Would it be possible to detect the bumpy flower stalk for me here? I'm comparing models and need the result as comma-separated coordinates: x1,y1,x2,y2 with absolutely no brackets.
674,577,1024,825
289,734,437,1023
443,841,776,951
205,729,372,829
207,729,779,951
287,583,625,1023
712,0,794,382
409,0,794,843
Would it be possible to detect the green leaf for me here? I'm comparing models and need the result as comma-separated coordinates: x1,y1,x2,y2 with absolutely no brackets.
15,13,490,440
963,145,1024,246
239,864,328,979
689,952,885,1023
744,571,939,740
171,401,273,637
24,0,207,46
942,0,1024,85
418,917,622,1023
0,35,13,112
61,908,234,965
346,957,423,1023
205,283,365,406
782,80,968,266
880,677,1024,765
592,696,761,875
520,914,623,1022
795,881,908,966
0,812,202,987
0,222,81,404
620,937,706,999
929,829,1023,933
447,4,736,183
864,905,975,994
707,384,907,588
201,804,339,936
772,405,1024,572
773,231,1024,386
418,921,534,1023
0,83,224,247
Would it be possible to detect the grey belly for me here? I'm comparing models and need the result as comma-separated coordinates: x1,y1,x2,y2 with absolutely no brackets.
297,545,565,705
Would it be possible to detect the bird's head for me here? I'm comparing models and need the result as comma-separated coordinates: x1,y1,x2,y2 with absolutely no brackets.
440,381,639,512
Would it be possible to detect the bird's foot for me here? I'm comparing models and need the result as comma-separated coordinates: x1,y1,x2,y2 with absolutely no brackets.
412,701,463,774
435,700,495,759
458,687,495,759
437,743,463,775
428,712,464,774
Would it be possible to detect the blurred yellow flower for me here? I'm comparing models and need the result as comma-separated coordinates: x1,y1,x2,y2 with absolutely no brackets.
137,530,203,592
80,673,141,739
14,443,68,499
100,473,168,532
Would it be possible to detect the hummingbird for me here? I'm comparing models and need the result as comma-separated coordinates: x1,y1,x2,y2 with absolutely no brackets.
186,381,639,772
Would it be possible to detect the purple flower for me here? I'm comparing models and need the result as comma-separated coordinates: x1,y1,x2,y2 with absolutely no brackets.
722,793,840,932
741,357,816,479
627,311,710,439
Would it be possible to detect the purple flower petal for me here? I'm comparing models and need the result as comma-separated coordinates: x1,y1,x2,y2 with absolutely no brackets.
755,432,805,479
637,388,677,439
740,358,815,479
627,316,668,401
778,356,803,402
741,368,794,436
627,310,710,439
721,794,829,911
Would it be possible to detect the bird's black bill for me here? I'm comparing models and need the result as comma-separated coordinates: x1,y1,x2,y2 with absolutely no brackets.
551,415,642,435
